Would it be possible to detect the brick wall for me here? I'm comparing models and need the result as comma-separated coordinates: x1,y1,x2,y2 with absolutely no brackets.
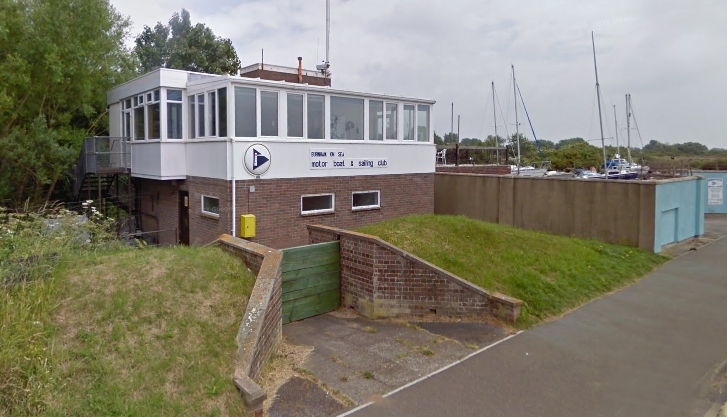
307,225,523,322
216,235,283,417
136,173,434,249
186,177,232,246
236,173,434,249
436,165,511,175
137,179,180,245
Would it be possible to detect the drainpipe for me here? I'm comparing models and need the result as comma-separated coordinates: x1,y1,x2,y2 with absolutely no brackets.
230,137,236,237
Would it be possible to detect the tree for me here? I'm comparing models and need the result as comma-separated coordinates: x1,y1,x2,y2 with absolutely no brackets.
0,0,135,206
556,137,587,150
134,9,241,75
434,131,443,145
443,132,458,144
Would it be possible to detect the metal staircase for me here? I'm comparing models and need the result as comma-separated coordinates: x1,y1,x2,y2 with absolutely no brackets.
72,137,138,231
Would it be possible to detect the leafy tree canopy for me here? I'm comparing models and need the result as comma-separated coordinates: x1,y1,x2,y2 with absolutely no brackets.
134,9,241,75
0,0,135,205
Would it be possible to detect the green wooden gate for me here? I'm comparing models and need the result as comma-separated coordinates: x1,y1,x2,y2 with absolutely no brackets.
281,241,340,324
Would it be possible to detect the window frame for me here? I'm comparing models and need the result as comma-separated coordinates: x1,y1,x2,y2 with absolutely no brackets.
385,102,398,140
260,89,280,137
201,194,220,218
351,190,380,211
300,193,335,216
403,103,416,141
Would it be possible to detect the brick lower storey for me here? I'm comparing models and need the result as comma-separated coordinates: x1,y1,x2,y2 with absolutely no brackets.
137,173,434,248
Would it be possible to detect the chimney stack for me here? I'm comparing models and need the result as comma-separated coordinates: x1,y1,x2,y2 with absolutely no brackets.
297,57,303,83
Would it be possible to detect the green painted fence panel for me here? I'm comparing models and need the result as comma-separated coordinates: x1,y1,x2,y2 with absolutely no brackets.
281,241,340,324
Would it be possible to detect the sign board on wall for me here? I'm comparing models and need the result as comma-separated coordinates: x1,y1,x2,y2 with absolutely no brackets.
708,178,723,206
243,144,271,176
309,148,388,170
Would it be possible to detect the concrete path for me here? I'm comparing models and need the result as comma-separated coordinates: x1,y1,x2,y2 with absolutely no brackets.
348,219,727,417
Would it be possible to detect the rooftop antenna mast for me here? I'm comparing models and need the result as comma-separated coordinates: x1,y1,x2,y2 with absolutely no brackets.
316,0,331,76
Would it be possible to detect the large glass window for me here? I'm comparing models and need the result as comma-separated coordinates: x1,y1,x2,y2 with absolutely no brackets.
307,94,325,139
331,96,364,140
123,112,131,139
167,89,183,139
261,91,279,137
218,87,227,137
287,93,304,137
188,95,196,139
208,91,216,137
386,103,397,140
403,104,415,141
148,103,160,139
417,104,430,142
134,107,145,140
235,87,256,137
197,94,205,137
369,100,383,141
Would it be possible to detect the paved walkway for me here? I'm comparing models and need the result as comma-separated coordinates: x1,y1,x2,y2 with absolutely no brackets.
348,219,727,417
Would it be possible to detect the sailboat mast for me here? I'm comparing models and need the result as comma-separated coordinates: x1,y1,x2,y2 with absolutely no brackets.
492,81,499,163
512,64,521,175
626,94,633,163
591,32,608,172
614,104,620,159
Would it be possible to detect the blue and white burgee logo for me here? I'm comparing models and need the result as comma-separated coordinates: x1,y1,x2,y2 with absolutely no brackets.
243,144,271,176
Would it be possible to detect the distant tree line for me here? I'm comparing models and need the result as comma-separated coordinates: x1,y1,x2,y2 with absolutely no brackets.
434,132,726,170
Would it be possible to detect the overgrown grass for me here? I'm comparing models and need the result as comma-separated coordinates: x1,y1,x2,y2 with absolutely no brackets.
357,215,667,327
1,207,256,416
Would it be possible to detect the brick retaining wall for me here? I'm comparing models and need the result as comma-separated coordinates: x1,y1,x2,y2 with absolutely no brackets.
215,234,282,417
436,165,511,175
308,225,522,322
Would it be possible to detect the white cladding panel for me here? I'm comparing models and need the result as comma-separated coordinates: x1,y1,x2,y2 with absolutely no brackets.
108,103,121,137
231,141,435,180
160,142,187,178
131,142,162,179
185,141,228,179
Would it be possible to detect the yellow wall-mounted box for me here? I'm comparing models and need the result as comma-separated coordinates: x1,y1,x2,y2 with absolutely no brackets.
240,214,256,238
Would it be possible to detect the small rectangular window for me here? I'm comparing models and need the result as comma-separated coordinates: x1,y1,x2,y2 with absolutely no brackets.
307,94,325,139
403,104,415,141
124,99,131,109
201,195,220,217
147,103,160,139
417,104,430,142
153,90,160,102
331,96,364,140
167,89,182,101
301,194,334,215
369,100,383,140
197,94,205,137
261,91,279,136
352,191,380,211
386,103,397,140
235,87,257,137
218,87,227,137
123,112,131,138
189,95,196,139
287,93,304,137
139,95,144,104
134,107,145,140
147,93,152,102
209,91,217,137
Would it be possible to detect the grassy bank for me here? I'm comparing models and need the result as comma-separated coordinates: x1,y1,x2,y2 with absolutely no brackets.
1,209,255,415
357,215,667,327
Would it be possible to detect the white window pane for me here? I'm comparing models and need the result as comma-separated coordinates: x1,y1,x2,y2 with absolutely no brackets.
403,104,415,141
417,104,430,142
218,88,227,137
235,87,257,137
167,89,182,101
287,93,304,137
261,91,279,137
369,100,383,141
331,96,364,140
197,94,205,137
188,95,196,139
134,107,145,140
167,102,183,139
307,94,325,139
301,194,334,214
386,103,397,140
209,91,217,137
352,191,380,209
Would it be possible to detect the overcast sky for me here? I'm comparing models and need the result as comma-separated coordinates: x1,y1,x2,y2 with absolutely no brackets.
112,0,726,149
